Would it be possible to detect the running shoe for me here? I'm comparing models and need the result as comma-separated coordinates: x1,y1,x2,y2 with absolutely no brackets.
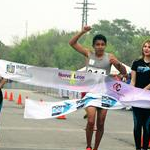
86,147,92,150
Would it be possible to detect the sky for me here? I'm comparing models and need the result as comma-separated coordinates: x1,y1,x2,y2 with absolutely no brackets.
0,0,150,45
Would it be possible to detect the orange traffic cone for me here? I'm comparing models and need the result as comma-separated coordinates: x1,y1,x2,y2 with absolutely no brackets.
141,136,150,148
57,115,66,119
141,136,143,147
9,92,13,101
17,94,22,105
4,91,8,99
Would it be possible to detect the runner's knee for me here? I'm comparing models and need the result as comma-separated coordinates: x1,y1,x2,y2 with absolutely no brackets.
87,120,95,129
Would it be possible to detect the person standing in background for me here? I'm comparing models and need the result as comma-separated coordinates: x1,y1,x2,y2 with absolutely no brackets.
130,40,150,150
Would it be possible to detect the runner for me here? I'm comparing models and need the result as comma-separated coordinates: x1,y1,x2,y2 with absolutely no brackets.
69,26,127,150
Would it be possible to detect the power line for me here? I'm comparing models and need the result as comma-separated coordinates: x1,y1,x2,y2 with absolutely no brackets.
74,0,96,29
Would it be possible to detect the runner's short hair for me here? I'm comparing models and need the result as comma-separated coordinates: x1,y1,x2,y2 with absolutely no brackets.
92,34,107,46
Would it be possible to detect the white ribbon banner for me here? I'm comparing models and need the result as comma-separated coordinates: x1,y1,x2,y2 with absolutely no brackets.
0,59,103,92
24,93,124,119
24,92,150,119
0,59,150,119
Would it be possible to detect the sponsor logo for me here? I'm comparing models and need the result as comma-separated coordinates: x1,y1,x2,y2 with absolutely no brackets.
52,102,72,116
76,99,86,109
101,96,117,107
109,82,125,97
58,71,85,85
113,83,121,91
6,63,15,73
76,97,96,109
6,63,32,77
70,72,76,85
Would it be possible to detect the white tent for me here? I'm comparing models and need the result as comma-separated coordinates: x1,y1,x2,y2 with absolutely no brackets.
110,63,131,74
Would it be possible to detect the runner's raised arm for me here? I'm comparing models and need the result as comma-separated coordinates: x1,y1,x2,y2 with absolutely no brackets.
69,26,91,57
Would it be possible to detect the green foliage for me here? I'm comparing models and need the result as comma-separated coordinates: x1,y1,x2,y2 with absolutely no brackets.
1,19,150,69
91,19,150,65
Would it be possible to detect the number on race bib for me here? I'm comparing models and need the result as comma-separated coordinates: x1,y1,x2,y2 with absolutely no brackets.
87,67,106,75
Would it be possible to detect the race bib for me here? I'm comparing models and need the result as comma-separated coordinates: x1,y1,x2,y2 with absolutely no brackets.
87,66,106,75
89,59,95,65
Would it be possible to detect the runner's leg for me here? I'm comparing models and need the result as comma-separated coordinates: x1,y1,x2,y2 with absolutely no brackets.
93,108,107,150
86,106,97,149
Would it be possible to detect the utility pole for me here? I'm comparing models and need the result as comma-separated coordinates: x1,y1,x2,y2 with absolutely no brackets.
25,20,28,41
75,0,96,29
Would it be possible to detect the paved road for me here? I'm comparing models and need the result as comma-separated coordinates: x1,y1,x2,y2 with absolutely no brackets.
0,89,135,150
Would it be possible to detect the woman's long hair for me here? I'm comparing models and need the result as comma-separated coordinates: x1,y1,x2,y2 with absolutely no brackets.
141,40,150,59
141,40,150,67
